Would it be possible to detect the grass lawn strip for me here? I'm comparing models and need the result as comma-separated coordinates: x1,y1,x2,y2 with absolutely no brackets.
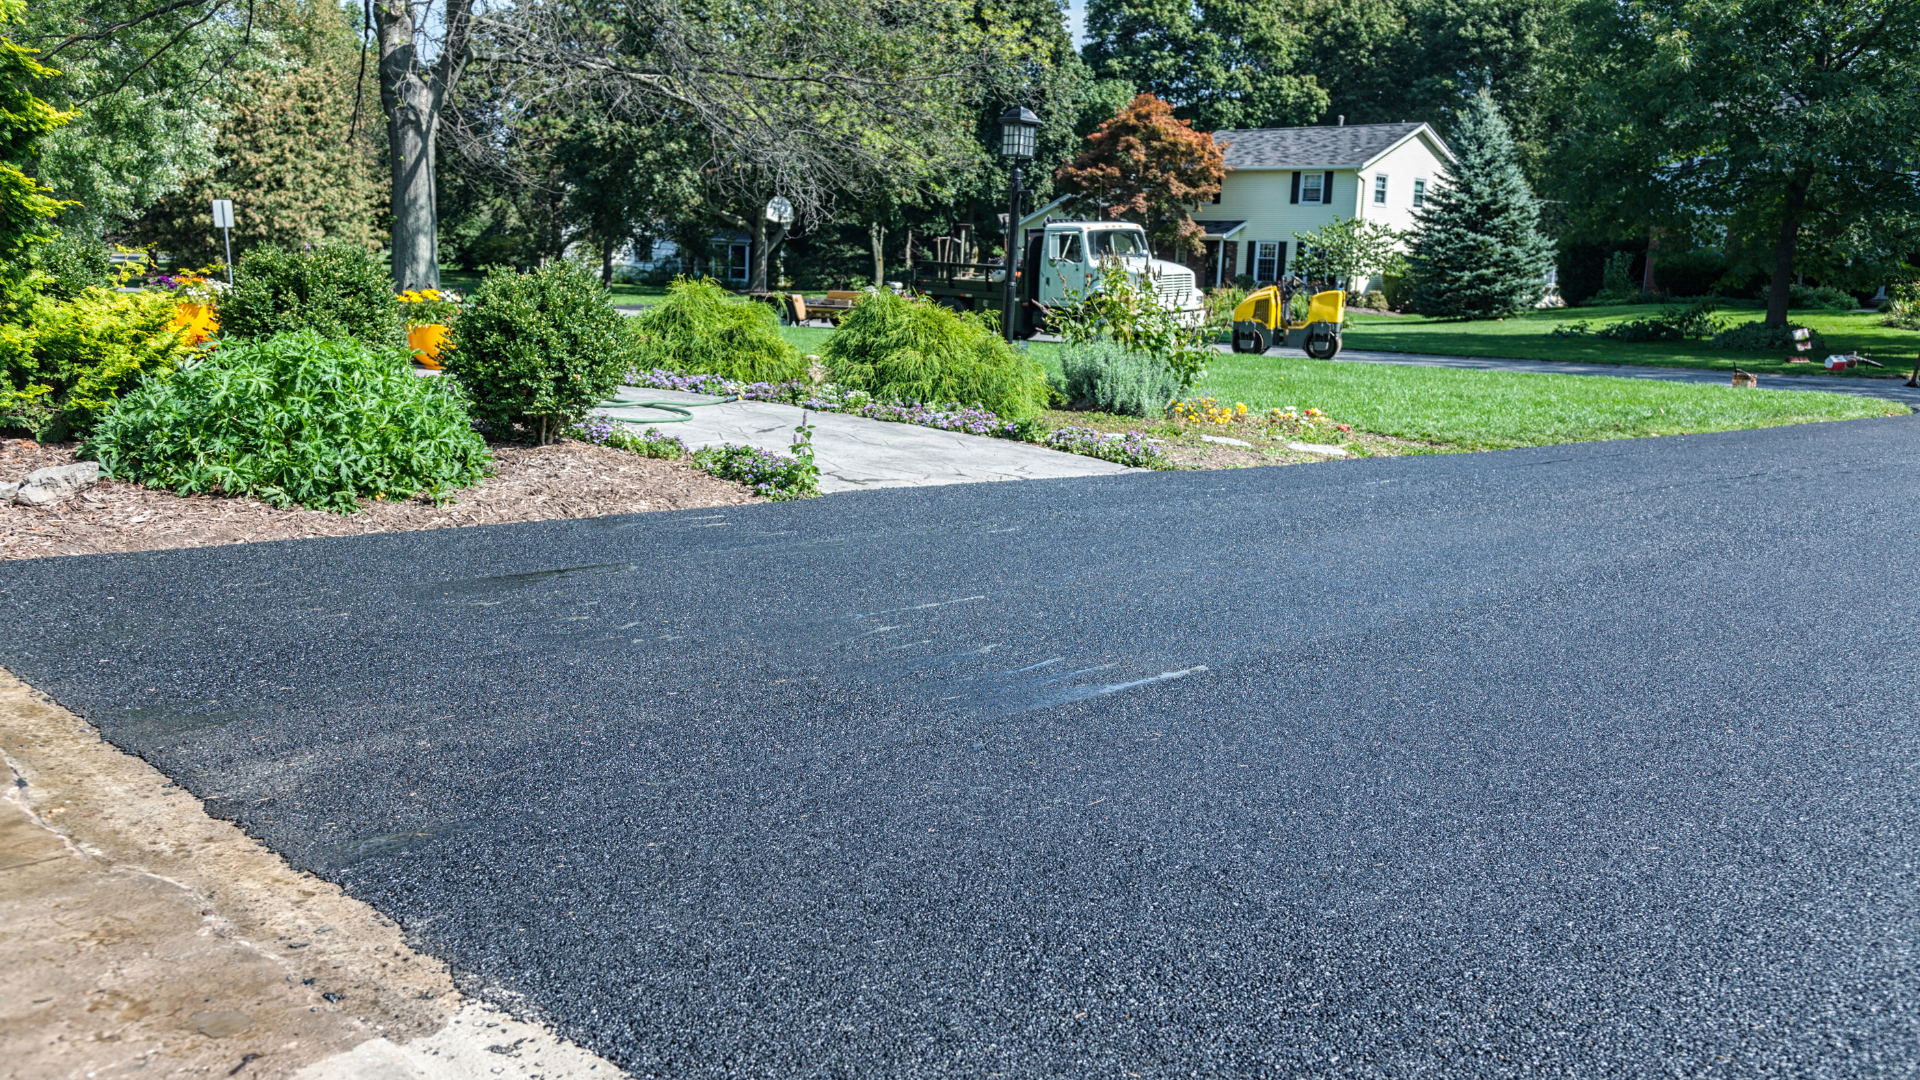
1345,304,1920,377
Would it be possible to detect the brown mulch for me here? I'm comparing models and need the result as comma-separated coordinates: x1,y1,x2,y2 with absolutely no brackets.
0,438,760,561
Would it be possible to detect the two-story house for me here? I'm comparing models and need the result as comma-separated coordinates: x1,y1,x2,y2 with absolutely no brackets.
1189,121,1455,292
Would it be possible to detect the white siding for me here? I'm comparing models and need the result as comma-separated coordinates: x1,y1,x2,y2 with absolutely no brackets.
1192,169,1358,280
1357,133,1448,235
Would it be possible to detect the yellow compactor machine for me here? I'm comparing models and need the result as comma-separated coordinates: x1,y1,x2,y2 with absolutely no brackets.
1230,275,1344,359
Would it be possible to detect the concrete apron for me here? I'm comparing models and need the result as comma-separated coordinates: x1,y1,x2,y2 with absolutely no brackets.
599,387,1137,494
0,669,622,1080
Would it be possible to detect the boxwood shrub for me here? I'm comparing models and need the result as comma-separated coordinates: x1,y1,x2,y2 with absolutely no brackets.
221,244,405,347
86,330,488,513
444,260,635,444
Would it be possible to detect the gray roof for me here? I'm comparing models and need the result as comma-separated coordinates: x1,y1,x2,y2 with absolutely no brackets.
1211,122,1442,170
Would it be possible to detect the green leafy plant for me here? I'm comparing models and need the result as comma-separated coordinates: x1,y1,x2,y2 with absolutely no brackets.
1553,300,1719,343
0,287,191,439
1050,259,1211,388
445,260,636,444
85,330,489,513
628,277,804,382
690,417,821,500
1788,283,1855,311
1060,339,1183,417
1711,320,1826,354
821,290,1049,420
1884,280,1920,330
220,244,405,347
1291,216,1405,296
33,232,112,301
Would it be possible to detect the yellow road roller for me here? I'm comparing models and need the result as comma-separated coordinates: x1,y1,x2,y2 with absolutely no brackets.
1230,277,1345,358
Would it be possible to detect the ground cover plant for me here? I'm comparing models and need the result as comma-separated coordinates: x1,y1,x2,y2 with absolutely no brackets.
629,277,805,383
220,245,406,347
447,260,635,444
568,411,822,499
85,330,489,512
1345,305,1916,374
820,291,1049,420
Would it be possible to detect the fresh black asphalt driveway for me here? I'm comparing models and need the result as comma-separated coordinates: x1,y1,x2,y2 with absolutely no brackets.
4,416,1919,1078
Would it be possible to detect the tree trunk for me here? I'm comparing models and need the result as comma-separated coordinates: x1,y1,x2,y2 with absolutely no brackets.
374,0,472,292
1641,226,1661,296
870,222,885,287
1766,171,1812,327
602,240,615,285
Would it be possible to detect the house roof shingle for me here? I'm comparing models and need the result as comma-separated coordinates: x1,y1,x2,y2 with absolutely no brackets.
1211,122,1440,170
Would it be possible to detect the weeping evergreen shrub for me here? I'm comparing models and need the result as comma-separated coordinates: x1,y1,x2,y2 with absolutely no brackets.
1060,340,1182,417
820,291,1048,419
85,330,488,513
628,277,804,382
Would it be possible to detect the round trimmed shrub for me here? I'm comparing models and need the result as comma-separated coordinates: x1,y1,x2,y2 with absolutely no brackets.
444,260,635,444
820,291,1049,419
629,277,804,382
221,244,404,347
85,330,488,513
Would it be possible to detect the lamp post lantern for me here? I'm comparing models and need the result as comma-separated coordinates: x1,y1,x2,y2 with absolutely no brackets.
998,106,1040,342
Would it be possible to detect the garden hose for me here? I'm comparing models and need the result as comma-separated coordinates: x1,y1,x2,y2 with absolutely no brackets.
597,393,740,424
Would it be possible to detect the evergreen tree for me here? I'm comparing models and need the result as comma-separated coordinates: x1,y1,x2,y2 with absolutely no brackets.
1407,88,1550,318
0,0,67,264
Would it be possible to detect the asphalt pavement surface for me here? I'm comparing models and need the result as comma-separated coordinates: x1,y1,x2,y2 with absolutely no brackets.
4,417,1919,1078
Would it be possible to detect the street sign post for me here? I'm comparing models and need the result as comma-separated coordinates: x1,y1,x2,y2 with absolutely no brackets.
211,199,234,283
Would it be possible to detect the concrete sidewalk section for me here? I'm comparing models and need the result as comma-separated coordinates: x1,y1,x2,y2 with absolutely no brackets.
0,670,622,1080
597,386,1135,493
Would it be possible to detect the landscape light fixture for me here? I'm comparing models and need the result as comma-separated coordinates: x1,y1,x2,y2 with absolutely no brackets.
998,107,1041,341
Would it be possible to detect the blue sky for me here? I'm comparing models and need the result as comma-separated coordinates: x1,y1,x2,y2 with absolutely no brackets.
1065,0,1087,45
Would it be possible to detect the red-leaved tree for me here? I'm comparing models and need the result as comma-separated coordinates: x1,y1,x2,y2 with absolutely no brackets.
1055,93,1225,257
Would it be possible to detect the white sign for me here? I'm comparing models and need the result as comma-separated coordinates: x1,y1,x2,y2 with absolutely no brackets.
211,199,234,229
764,196,794,225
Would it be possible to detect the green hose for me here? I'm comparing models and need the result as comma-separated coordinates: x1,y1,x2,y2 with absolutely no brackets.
597,393,739,424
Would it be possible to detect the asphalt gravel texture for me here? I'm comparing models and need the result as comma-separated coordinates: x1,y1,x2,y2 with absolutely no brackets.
4,417,1919,1079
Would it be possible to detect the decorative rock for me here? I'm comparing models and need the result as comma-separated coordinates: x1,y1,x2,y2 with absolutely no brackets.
0,481,17,503
14,461,102,506
1286,442,1349,457
1198,434,1252,448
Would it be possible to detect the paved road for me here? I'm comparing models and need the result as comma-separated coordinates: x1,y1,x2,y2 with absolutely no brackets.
600,387,1134,493
3,417,1919,1077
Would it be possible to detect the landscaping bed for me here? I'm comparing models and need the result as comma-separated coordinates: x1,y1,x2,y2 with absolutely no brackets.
0,438,758,561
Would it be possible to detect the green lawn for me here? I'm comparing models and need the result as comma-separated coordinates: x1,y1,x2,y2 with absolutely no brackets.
1024,349,1901,451
440,270,667,307
1345,304,1920,378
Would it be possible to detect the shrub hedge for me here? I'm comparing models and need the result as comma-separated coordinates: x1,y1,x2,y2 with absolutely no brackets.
821,291,1048,420
221,244,404,347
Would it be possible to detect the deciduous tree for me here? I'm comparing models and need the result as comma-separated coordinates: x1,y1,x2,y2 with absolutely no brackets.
1055,93,1224,256
1082,0,1325,130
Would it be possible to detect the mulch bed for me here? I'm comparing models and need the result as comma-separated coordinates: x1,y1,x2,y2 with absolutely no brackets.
1,439,759,561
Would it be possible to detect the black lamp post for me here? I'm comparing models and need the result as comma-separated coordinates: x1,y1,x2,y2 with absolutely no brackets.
998,106,1040,342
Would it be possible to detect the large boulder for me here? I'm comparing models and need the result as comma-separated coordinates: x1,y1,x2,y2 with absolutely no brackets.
13,462,102,506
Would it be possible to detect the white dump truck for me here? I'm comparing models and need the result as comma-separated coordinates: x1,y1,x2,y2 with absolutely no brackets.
910,220,1205,337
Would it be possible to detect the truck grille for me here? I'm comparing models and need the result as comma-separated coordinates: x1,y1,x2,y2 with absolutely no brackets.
1154,268,1197,309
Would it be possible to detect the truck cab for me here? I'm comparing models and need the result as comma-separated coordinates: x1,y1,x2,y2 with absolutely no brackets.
910,221,1205,338
1028,222,1204,333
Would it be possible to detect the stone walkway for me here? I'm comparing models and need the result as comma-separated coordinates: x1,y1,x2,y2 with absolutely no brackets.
598,387,1135,494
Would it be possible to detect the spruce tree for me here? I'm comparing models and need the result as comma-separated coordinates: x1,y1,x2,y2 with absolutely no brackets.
1407,88,1552,319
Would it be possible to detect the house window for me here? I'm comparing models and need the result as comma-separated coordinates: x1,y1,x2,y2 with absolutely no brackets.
1413,178,1427,207
728,243,749,281
1300,172,1324,204
1254,241,1280,282
1374,175,1388,204
1210,190,1221,204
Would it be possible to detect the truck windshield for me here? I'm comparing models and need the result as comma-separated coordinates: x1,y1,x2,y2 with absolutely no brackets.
1087,229,1148,258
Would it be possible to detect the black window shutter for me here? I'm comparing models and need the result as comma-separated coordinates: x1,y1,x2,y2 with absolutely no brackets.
1290,172,1300,203
1281,241,1290,272
1323,171,1335,204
